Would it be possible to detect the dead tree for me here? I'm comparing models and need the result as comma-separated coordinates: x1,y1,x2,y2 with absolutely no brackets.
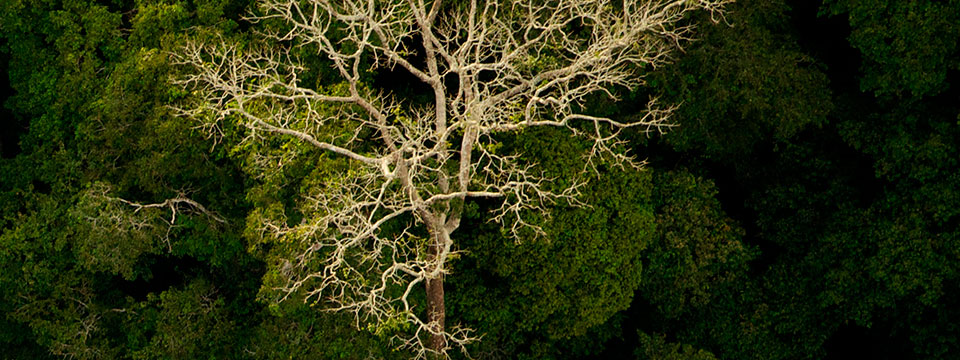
173,0,729,357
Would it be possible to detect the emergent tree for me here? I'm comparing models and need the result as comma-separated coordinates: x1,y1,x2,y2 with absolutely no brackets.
174,0,728,357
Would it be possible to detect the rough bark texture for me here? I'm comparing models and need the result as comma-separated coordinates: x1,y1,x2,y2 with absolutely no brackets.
426,240,446,355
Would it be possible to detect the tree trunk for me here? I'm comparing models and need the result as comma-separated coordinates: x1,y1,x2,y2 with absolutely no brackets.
426,239,446,356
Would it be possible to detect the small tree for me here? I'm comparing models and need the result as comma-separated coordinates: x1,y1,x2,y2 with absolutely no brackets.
174,0,728,357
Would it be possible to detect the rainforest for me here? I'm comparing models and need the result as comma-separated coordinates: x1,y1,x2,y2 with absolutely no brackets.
1,0,959,359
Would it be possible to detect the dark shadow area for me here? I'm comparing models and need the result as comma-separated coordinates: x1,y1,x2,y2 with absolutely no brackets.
812,125,883,207
113,255,205,301
589,294,660,359
30,180,52,194
642,136,784,276
928,68,960,112
788,0,861,94
223,0,256,31
703,150,782,275
371,35,434,103
0,39,24,159
633,134,692,171
0,317,55,359
824,324,912,360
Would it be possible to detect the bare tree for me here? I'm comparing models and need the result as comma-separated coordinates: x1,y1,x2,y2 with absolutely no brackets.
173,0,728,357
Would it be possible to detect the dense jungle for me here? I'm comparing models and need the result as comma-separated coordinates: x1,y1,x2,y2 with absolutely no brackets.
1,0,959,359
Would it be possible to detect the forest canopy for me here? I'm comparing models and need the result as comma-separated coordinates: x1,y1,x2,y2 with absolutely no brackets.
1,0,958,359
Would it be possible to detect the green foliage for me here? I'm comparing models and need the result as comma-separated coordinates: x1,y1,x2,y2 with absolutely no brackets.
2,0,960,358
128,279,239,359
0,0,260,357
70,184,167,280
822,0,960,98
245,302,402,360
0,0,124,151
636,332,717,360
641,170,753,319
647,0,831,160
831,100,960,356
449,128,655,358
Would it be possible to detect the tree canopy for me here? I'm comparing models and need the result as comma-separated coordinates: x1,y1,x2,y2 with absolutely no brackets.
2,0,959,359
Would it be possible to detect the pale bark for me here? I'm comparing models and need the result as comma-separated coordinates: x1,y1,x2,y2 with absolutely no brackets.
172,0,730,357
